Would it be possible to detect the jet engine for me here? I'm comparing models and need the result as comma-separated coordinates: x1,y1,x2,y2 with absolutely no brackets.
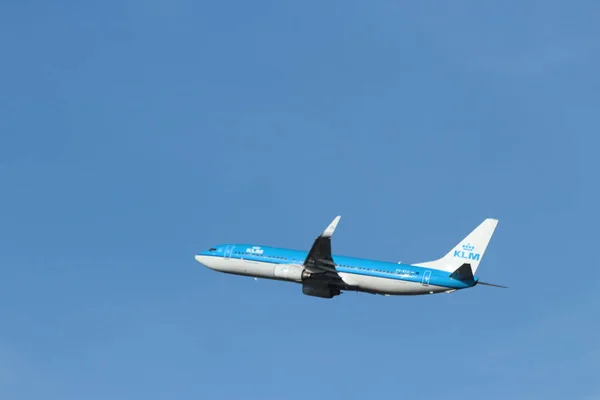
302,282,341,299
272,264,311,282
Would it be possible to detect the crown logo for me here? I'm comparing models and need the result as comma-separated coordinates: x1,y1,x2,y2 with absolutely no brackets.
462,243,475,252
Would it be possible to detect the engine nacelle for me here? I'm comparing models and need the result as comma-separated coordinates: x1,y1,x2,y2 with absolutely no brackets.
302,283,341,299
273,264,311,282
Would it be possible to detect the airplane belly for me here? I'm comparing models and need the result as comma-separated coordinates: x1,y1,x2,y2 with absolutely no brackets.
236,259,275,279
198,256,276,279
254,262,279,279
339,272,446,295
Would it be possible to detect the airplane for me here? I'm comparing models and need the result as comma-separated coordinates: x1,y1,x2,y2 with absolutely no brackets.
194,216,506,298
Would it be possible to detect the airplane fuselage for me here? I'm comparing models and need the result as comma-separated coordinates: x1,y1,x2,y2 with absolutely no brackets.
195,244,477,297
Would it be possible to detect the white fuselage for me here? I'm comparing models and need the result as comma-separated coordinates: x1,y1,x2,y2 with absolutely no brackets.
194,255,449,296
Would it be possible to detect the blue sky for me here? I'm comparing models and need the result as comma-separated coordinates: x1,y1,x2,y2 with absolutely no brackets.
1,1,599,399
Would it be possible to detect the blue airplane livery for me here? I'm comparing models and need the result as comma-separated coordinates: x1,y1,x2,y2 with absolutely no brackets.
194,217,506,299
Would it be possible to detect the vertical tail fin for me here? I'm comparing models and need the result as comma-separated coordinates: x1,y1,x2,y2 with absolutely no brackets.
414,218,498,274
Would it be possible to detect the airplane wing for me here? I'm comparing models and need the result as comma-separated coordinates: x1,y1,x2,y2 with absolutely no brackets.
303,216,341,274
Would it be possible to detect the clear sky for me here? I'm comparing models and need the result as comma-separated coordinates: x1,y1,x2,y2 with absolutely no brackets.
1,1,599,399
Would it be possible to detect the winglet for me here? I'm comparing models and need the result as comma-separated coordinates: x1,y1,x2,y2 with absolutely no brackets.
322,216,341,238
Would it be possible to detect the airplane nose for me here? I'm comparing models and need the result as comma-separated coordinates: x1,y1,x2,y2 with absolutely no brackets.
195,254,215,270
195,255,206,264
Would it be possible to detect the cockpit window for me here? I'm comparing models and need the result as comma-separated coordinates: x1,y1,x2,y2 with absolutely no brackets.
208,247,217,251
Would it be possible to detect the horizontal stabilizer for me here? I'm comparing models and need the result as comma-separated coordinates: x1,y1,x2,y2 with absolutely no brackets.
478,281,508,289
449,263,474,282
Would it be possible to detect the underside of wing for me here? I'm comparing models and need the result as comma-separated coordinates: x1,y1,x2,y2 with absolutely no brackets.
300,216,359,298
303,216,341,274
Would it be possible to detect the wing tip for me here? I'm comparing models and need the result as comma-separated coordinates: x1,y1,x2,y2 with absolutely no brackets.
322,215,341,237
